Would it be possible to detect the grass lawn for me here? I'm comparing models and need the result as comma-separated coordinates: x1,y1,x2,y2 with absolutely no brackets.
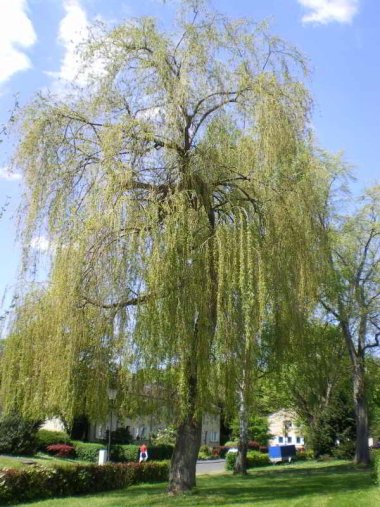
0,454,86,469
16,460,379,507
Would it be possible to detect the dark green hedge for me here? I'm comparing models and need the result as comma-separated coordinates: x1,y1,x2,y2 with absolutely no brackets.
111,444,139,462
69,441,173,463
0,461,169,505
225,450,271,470
148,444,174,461
72,441,105,462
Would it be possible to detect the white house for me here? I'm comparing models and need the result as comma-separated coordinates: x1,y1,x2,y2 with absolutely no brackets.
267,409,305,448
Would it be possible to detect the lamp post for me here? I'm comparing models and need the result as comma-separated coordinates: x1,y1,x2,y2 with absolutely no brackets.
107,387,117,462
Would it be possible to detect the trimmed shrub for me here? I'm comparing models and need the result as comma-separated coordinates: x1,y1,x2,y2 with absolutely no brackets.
225,451,238,471
37,430,71,451
0,461,169,505
0,415,41,456
111,444,139,462
72,441,105,462
46,444,75,458
72,441,171,464
226,450,271,470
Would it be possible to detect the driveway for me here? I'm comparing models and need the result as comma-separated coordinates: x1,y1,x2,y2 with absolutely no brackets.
196,459,226,475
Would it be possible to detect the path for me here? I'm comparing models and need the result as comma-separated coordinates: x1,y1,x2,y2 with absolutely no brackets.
196,459,226,475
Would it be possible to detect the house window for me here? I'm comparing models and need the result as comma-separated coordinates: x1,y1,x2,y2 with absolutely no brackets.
278,436,284,443
296,437,301,444
210,431,219,442
287,436,292,443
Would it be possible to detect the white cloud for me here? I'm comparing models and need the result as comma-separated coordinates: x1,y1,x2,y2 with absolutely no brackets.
0,0,37,84
298,0,359,24
0,167,22,181
30,236,50,252
48,0,105,89
47,0,89,86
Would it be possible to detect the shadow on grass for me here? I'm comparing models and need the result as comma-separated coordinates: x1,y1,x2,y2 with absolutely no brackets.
106,462,375,506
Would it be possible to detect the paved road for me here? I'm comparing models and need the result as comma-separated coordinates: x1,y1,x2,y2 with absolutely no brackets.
196,459,226,475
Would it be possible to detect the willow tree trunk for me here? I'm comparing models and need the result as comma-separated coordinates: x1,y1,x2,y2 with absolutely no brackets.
168,415,202,494
353,361,370,465
234,386,248,474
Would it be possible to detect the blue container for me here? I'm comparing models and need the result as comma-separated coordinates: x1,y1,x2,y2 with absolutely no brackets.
268,445,296,462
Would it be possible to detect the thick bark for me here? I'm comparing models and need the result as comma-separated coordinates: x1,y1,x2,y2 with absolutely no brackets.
353,362,370,465
234,387,248,474
168,415,202,494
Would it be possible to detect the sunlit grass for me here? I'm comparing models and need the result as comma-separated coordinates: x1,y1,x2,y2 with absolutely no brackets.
17,460,379,507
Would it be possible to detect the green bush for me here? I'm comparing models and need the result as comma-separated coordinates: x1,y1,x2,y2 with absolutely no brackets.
224,441,239,448
225,450,271,471
36,430,71,451
0,415,41,456
0,461,169,505
331,441,355,460
296,449,314,461
148,444,173,461
371,449,380,486
72,441,105,462
150,426,177,446
111,444,139,462
110,427,132,444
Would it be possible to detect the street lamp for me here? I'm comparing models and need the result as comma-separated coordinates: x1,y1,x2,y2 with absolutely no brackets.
107,387,117,462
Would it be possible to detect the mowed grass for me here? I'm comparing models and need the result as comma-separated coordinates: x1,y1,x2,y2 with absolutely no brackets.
0,454,87,469
17,460,379,507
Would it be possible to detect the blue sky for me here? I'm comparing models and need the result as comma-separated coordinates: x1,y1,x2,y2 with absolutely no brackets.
0,0,379,310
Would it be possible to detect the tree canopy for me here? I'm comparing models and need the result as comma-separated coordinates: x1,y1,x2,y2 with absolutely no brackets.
2,0,329,492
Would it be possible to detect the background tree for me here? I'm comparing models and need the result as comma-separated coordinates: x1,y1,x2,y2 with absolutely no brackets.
367,356,380,443
321,185,380,464
2,1,327,493
273,322,354,456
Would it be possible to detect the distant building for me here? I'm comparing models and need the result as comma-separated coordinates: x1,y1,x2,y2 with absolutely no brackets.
89,412,220,446
41,412,221,446
267,409,305,448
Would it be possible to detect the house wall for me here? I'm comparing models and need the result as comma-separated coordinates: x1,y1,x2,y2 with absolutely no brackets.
201,413,220,445
89,412,221,446
267,409,304,448
40,418,66,433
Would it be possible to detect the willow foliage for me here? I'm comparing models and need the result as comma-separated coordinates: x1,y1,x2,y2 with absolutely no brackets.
2,2,327,424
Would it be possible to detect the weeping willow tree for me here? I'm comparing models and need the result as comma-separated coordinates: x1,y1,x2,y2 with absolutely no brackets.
2,0,328,493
